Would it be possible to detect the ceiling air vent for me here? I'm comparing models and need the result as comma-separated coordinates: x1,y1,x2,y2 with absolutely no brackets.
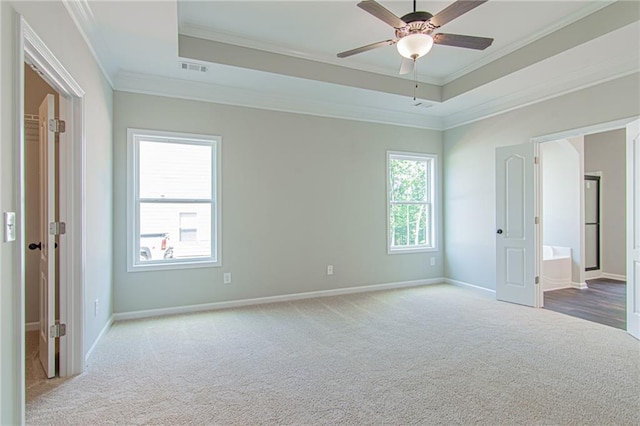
180,62,208,73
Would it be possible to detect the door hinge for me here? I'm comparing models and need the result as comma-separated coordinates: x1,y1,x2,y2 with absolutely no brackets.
535,276,540,285
534,156,539,165
50,323,66,338
535,216,540,225
49,221,66,235
48,118,65,133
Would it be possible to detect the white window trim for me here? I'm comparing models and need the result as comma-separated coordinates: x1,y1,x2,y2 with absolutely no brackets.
386,151,437,254
127,128,222,272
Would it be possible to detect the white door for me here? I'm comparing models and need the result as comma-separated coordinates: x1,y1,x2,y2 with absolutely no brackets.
38,94,56,378
496,143,538,307
627,119,640,340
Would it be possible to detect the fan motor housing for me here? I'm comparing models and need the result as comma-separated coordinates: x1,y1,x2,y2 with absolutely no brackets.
400,11,433,24
396,11,435,39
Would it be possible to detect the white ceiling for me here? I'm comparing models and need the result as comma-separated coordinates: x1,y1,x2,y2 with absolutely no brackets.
65,0,640,129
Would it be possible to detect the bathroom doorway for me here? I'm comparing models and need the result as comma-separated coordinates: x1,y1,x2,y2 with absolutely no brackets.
540,129,627,330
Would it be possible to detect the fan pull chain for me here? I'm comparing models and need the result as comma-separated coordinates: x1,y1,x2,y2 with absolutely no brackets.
413,59,418,101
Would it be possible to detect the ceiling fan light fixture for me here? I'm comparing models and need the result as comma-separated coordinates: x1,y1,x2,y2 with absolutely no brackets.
396,33,433,59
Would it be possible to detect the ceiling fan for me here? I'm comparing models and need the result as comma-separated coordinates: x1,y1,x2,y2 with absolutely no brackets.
338,0,494,75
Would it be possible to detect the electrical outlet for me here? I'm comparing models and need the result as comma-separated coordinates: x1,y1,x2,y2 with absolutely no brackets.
94,299,99,317
327,265,333,275
223,272,232,284
430,257,436,266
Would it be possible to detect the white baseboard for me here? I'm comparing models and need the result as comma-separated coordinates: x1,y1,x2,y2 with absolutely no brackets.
542,277,572,292
543,285,573,292
585,270,601,280
113,278,446,322
85,315,113,364
25,322,40,332
585,271,626,282
572,281,589,290
602,273,626,282
444,278,496,296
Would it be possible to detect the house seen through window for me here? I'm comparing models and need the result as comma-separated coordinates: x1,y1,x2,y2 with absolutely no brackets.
180,212,198,242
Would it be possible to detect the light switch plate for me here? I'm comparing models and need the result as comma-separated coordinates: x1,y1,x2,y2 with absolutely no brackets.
4,212,16,242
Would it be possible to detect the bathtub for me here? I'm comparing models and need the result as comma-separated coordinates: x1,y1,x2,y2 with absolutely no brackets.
542,245,572,291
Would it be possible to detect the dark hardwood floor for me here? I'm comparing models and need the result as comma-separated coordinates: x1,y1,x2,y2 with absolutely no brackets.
544,278,626,330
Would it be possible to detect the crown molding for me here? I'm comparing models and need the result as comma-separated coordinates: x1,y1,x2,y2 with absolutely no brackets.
441,1,615,85
62,0,116,88
22,18,85,97
443,1,639,102
443,62,639,130
114,71,444,130
113,57,638,134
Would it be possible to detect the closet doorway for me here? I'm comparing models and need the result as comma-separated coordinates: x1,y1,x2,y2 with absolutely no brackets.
24,63,61,383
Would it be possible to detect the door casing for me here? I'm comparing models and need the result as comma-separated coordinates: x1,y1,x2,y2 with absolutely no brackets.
531,117,639,331
15,15,86,423
626,119,640,340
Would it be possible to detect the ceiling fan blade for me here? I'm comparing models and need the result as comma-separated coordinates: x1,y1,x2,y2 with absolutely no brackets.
357,0,406,29
433,33,493,50
399,57,414,75
337,39,397,58
429,0,488,29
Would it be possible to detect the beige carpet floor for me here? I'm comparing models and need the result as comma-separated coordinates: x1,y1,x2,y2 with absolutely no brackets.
26,284,640,425
26,329,48,389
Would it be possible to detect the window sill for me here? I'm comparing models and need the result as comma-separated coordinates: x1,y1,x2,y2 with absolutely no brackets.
127,258,220,273
388,247,437,255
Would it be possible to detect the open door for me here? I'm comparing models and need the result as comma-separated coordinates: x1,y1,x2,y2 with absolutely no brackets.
496,143,538,307
627,119,640,340
38,94,56,378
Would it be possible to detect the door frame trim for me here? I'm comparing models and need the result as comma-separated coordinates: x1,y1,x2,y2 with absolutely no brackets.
531,116,639,311
15,15,86,421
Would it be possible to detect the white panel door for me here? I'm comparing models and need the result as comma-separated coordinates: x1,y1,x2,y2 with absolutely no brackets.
38,94,56,378
496,143,537,307
627,119,640,340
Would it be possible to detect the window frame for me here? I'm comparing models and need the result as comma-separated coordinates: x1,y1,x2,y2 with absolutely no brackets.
386,151,437,254
127,128,222,272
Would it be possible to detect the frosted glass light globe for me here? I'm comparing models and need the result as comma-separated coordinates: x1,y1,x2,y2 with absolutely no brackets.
396,33,434,59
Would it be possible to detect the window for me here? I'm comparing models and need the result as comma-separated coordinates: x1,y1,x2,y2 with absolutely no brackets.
127,129,221,271
387,151,436,253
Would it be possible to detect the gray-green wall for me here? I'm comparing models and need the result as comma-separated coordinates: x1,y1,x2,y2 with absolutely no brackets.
585,129,626,277
113,92,444,314
443,73,640,290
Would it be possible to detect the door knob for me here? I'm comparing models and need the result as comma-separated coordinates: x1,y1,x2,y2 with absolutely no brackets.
496,229,503,235
28,242,57,250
